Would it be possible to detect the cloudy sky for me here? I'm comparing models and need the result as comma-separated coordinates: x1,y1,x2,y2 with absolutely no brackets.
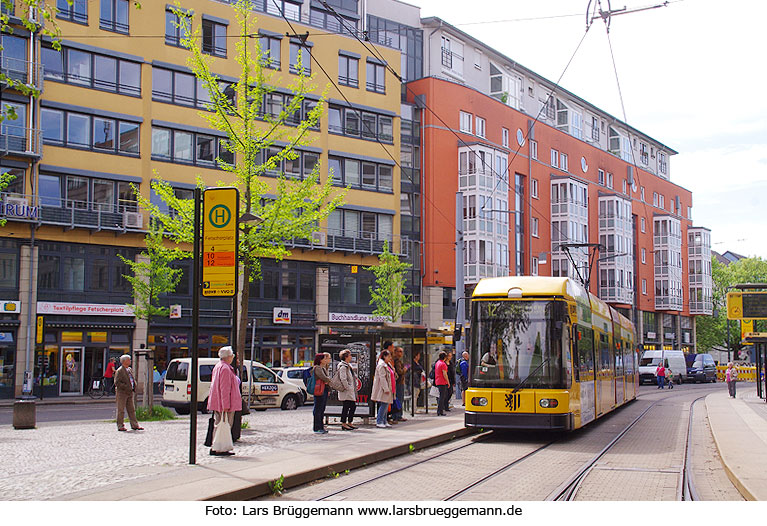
409,0,767,258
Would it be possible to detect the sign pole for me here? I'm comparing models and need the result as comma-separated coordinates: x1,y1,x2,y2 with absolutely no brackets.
189,188,202,465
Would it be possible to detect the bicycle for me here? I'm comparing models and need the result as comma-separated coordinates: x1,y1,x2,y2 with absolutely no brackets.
88,377,114,399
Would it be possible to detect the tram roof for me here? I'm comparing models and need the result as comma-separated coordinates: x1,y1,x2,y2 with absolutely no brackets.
472,276,589,303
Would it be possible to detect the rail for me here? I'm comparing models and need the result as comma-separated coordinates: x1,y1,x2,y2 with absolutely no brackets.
0,126,42,157
0,55,44,90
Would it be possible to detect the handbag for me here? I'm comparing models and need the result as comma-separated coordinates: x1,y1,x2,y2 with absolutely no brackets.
329,371,344,391
314,378,326,396
204,415,215,447
211,412,234,452
429,385,440,398
393,398,402,411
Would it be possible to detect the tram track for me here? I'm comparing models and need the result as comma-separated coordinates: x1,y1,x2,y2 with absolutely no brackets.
546,390,709,501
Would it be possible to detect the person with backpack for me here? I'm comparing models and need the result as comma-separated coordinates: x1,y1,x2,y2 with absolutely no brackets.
310,353,333,434
336,349,358,430
656,361,666,389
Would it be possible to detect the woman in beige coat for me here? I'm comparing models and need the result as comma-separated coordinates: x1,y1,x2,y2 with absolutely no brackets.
337,349,358,430
371,349,394,428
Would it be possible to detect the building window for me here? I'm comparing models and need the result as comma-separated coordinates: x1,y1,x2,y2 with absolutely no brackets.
57,0,87,24
202,19,227,57
261,149,320,181
42,46,141,96
459,111,472,133
550,149,559,168
531,178,539,199
571,111,582,140
658,152,668,175
502,127,509,148
622,179,627,194
260,35,281,69
152,66,233,110
606,172,613,189
328,156,393,192
532,256,539,276
653,191,658,206
532,217,539,238
266,0,301,21
640,142,649,165
41,108,140,155
328,209,393,242
641,217,646,233
165,9,191,48
338,54,359,88
475,116,486,138
366,60,385,93
289,42,311,75
641,248,646,263
560,153,568,172
591,116,599,142
328,105,392,143
598,169,605,186
100,0,129,33
151,126,233,168
642,279,647,295
659,194,665,209
530,140,537,160
640,186,645,202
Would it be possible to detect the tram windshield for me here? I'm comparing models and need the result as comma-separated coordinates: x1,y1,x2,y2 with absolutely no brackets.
469,300,567,389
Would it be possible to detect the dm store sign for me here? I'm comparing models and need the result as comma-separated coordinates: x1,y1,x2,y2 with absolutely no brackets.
273,307,291,325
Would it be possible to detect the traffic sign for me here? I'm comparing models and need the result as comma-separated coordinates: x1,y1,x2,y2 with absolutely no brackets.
202,188,239,297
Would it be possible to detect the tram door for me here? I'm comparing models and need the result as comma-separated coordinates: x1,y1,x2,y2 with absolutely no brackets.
575,325,596,426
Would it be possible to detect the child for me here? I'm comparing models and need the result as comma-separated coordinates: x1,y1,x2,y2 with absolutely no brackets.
666,366,674,389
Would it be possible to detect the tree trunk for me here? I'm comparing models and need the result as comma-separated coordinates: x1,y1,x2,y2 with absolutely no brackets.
237,261,251,362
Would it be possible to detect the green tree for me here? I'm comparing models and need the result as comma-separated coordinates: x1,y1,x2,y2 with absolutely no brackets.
697,255,767,358
138,0,345,353
366,242,423,323
0,170,15,226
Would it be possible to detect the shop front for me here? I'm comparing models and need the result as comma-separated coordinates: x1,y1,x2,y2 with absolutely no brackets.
0,325,18,399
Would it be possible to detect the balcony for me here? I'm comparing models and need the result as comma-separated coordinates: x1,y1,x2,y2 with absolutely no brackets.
0,125,42,157
285,227,410,258
0,193,143,232
1,55,44,91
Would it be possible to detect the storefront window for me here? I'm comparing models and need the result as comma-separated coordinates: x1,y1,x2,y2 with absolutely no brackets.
0,332,15,398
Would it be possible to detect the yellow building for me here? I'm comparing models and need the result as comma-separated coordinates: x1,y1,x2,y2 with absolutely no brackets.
0,0,419,397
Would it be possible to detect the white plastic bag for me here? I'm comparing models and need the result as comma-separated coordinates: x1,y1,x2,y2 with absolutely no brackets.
211,412,234,453
429,385,440,398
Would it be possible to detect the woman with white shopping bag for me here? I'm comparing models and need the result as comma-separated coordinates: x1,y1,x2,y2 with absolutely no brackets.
207,346,241,456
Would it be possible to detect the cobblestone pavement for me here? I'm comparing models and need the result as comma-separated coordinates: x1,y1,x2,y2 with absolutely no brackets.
266,384,739,501
0,406,340,501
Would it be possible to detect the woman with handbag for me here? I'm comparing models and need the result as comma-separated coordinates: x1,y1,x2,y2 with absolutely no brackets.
371,349,394,428
312,353,333,434
207,346,240,456
336,349,358,430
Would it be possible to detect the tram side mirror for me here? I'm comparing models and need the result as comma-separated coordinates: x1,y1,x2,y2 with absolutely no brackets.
453,324,463,342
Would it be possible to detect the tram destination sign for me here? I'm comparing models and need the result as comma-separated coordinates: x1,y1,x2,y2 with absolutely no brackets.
202,187,239,297
727,291,767,320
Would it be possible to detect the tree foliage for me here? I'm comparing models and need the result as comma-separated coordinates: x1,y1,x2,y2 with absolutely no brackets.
696,256,767,357
366,242,423,323
137,0,345,352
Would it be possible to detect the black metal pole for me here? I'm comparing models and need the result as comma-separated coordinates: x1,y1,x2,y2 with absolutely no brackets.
189,188,202,465
726,319,731,363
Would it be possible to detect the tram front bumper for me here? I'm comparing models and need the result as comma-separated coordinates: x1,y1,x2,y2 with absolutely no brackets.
465,411,574,431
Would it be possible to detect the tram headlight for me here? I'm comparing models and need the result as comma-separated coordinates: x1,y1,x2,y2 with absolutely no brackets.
539,398,558,408
471,397,488,407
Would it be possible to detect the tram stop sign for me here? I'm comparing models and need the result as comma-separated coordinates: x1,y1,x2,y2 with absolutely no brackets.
202,187,239,297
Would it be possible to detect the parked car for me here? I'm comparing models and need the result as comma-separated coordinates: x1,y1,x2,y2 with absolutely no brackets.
273,366,313,403
638,350,686,385
162,358,304,415
685,353,717,383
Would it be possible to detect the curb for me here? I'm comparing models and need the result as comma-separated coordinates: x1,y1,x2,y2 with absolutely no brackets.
0,398,117,408
705,393,755,501
204,425,476,501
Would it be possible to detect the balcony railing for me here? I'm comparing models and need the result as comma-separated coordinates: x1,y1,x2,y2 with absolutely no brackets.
689,300,713,315
0,192,142,232
1,55,44,91
655,295,684,311
441,47,453,69
0,126,42,157
284,227,410,257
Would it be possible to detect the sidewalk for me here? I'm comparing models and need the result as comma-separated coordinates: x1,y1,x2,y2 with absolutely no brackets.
706,387,767,500
0,395,116,407
0,404,471,501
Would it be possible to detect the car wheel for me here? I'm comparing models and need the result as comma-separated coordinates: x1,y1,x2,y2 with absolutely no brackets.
281,394,299,410
175,407,190,415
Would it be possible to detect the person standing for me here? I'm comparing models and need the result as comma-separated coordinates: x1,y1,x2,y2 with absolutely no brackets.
114,355,143,432
337,349,358,430
445,350,455,411
104,358,116,395
656,361,666,389
392,347,407,422
434,351,449,415
459,351,470,406
207,346,241,456
371,349,394,428
726,362,738,398
312,353,333,434
411,351,424,409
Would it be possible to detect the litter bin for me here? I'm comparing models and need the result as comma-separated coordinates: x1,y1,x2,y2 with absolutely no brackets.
13,397,36,429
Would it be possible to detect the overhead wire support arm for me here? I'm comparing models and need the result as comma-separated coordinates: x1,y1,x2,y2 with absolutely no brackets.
587,0,670,31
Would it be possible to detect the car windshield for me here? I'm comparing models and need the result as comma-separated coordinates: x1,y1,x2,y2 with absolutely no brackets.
639,357,662,366
469,300,566,389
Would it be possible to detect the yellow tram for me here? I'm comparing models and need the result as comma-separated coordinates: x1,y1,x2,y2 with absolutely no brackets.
464,276,637,431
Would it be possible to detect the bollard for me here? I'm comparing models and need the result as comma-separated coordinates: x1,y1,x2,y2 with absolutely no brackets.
13,398,36,429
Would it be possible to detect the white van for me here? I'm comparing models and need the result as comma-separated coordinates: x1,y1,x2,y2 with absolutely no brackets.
161,358,304,414
638,350,687,385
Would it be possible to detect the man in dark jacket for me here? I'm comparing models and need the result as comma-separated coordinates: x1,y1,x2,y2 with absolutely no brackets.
392,347,407,422
114,355,143,431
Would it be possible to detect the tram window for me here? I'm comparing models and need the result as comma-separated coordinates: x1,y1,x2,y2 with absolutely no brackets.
576,327,594,380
